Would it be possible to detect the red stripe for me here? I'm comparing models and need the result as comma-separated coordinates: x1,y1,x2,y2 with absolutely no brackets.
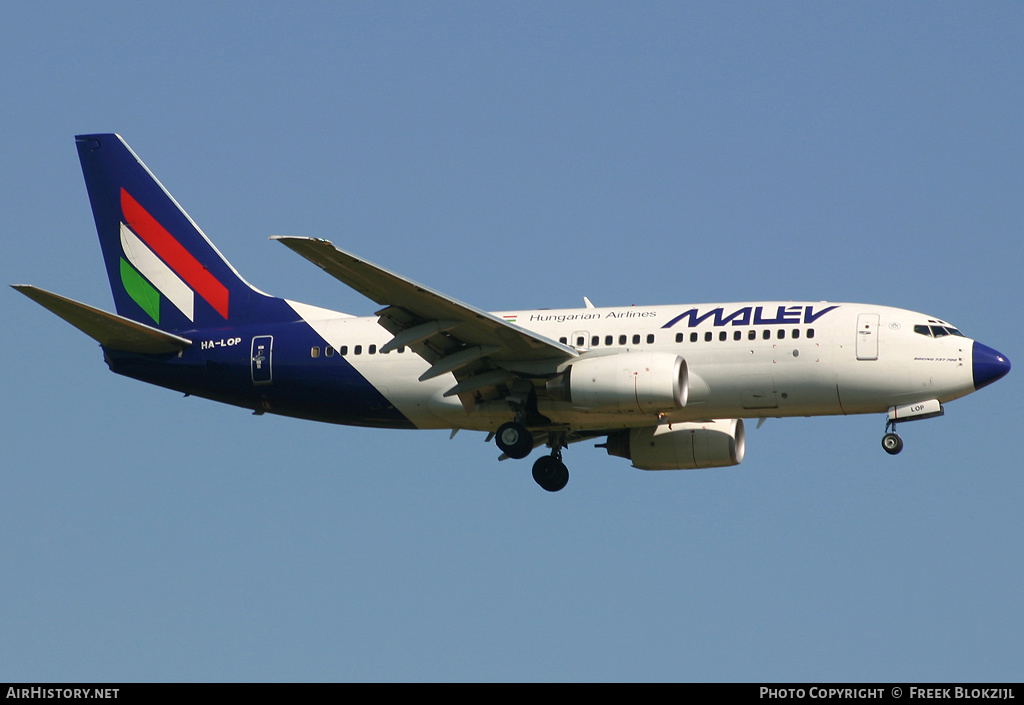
121,189,229,319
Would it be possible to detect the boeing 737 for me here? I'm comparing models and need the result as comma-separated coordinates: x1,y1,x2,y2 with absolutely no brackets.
13,134,1011,491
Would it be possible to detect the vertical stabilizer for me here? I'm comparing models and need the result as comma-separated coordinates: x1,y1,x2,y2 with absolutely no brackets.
75,133,289,332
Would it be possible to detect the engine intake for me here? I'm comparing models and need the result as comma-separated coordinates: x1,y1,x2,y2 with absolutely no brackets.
546,352,688,414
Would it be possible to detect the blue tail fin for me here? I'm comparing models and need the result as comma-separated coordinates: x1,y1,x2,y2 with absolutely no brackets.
76,133,288,332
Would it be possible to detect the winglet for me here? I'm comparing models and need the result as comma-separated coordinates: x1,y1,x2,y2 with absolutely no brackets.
12,285,192,354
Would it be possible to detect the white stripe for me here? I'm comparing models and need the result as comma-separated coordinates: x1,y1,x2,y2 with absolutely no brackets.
120,222,194,321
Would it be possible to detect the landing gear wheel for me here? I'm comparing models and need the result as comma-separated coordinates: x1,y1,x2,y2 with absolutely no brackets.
882,433,903,455
532,455,569,492
496,422,533,459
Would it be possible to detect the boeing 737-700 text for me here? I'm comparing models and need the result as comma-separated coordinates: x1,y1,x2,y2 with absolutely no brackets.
13,134,1011,491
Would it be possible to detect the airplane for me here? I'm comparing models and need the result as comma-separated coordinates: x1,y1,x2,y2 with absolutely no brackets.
13,134,1011,491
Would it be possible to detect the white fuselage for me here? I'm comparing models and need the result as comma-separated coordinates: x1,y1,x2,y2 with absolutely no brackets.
289,300,978,432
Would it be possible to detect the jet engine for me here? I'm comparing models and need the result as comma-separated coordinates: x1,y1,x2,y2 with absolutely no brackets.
602,419,746,470
546,352,688,414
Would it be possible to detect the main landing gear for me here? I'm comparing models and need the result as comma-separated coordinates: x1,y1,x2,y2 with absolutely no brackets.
532,452,569,493
494,422,570,492
881,419,903,455
495,421,533,459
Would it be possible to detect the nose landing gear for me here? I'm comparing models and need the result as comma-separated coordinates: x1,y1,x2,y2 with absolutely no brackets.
881,419,903,455
882,432,903,455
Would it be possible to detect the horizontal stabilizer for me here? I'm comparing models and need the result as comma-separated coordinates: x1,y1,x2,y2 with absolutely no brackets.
12,285,192,354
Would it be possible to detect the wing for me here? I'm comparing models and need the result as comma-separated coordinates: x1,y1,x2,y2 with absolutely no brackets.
272,237,577,402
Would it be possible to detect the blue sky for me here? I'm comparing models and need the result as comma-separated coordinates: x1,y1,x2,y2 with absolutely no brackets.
1,2,1021,682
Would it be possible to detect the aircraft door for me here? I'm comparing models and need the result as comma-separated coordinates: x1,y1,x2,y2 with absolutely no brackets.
856,314,879,360
571,330,590,351
251,335,273,385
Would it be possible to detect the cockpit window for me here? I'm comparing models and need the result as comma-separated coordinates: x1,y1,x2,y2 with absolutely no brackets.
916,324,966,338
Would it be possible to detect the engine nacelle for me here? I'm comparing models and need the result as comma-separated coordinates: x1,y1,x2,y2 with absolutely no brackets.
546,352,688,413
603,419,746,470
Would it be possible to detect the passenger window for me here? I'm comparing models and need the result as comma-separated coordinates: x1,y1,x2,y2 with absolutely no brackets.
311,346,320,358
591,336,600,347
704,332,712,342
397,346,405,353
763,330,771,340
676,333,684,343
354,345,362,355
748,330,756,341
632,334,641,345
719,331,727,342
690,332,698,343
807,329,815,339
777,329,785,339
340,346,348,355
619,335,627,345
734,331,742,341
576,336,586,347
605,335,613,346
792,329,800,339
559,337,568,344
369,344,377,354
326,346,335,357
647,334,655,344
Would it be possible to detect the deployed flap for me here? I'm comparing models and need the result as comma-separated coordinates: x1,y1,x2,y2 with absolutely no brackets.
13,285,192,354
272,237,577,367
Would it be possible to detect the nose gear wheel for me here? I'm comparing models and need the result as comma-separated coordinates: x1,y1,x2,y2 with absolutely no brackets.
881,419,903,455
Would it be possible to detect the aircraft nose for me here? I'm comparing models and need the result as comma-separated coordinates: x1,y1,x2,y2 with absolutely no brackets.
973,341,1011,391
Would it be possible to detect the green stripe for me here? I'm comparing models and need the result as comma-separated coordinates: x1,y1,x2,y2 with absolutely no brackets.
120,257,160,324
